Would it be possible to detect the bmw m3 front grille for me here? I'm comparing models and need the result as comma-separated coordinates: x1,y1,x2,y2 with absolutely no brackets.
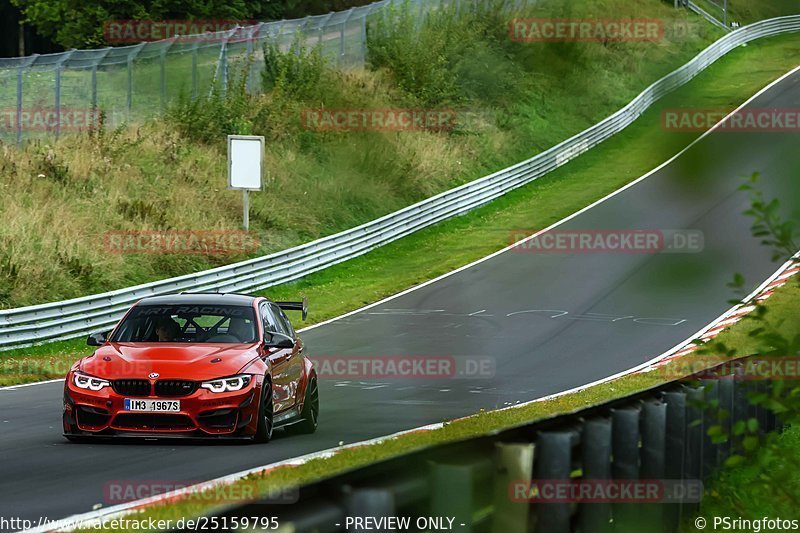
113,413,195,430
112,379,151,396
155,380,197,397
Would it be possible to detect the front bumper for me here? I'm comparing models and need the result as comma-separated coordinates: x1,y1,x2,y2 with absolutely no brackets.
63,377,260,438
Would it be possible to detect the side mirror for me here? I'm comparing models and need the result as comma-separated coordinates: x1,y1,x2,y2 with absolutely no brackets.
264,332,294,349
87,331,108,347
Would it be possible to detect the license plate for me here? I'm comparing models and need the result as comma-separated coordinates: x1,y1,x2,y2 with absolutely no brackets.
124,399,180,412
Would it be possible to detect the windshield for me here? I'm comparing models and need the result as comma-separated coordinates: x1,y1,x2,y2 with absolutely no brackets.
111,304,258,343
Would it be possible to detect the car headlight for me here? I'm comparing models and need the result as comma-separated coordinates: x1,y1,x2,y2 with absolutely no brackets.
200,374,252,393
73,371,111,391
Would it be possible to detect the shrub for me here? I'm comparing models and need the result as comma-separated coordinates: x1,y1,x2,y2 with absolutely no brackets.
367,0,527,106
166,67,253,144
261,36,327,100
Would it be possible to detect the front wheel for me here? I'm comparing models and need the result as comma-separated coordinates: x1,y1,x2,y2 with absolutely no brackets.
292,377,319,434
253,378,274,443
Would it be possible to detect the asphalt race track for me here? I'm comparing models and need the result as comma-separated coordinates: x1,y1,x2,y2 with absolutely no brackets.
1,70,799,528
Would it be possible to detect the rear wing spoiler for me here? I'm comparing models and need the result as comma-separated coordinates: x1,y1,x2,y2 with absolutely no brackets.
277,296,308,321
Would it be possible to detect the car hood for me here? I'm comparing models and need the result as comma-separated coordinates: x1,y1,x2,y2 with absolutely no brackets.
80,343,260,381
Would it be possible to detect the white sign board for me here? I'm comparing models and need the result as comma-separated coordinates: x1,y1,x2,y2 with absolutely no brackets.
228,135,264,191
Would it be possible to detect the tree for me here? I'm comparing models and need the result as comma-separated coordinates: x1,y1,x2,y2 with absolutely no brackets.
11,0,375,49
11,0,288,48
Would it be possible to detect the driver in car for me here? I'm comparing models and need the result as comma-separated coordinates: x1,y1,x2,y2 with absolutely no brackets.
154,317,181,342
226,317,255,343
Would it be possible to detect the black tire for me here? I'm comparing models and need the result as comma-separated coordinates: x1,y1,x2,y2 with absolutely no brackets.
293,377,319,434
254,377,274,443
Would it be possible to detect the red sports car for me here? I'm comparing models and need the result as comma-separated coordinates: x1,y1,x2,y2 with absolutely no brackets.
63,293,318,442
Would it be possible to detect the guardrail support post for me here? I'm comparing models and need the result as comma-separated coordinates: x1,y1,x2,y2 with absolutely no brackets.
641,400,667,531
430,461,475,532
641,400,666,477
663,391,686,478
732,373,749,428
717,378,734,463
746,378,760,422
663,390,687,530
700,380,720,476
753,379,766,431
492,442,534,533
533,431,572,533
345,487,395,532
579,418,612,533
685,386,704,515
756,380,776,432
611,407,641,529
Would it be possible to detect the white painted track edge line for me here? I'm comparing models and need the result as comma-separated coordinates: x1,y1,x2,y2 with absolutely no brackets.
0,378,63,391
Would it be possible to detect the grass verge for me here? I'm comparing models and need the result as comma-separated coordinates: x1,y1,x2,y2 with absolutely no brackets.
3,31,799,386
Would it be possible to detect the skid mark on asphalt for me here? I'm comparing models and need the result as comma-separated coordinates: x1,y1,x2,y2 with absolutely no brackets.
362,307,686,326
506,309,686,325
326,380,539,399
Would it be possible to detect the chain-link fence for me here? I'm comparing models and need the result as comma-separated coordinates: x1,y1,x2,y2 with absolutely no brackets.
1,0,513,144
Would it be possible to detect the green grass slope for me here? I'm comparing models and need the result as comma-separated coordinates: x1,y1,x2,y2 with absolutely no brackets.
0,0,721,308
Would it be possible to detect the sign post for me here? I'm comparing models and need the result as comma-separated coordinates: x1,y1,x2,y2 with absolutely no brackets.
723,0,728,28
228,135,265,231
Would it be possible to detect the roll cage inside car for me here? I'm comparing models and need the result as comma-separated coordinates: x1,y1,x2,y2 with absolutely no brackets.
93,293,309,345
110,305,258,343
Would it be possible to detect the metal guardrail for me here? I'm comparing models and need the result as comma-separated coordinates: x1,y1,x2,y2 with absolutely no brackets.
1,15,799,351
175,357,780,533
